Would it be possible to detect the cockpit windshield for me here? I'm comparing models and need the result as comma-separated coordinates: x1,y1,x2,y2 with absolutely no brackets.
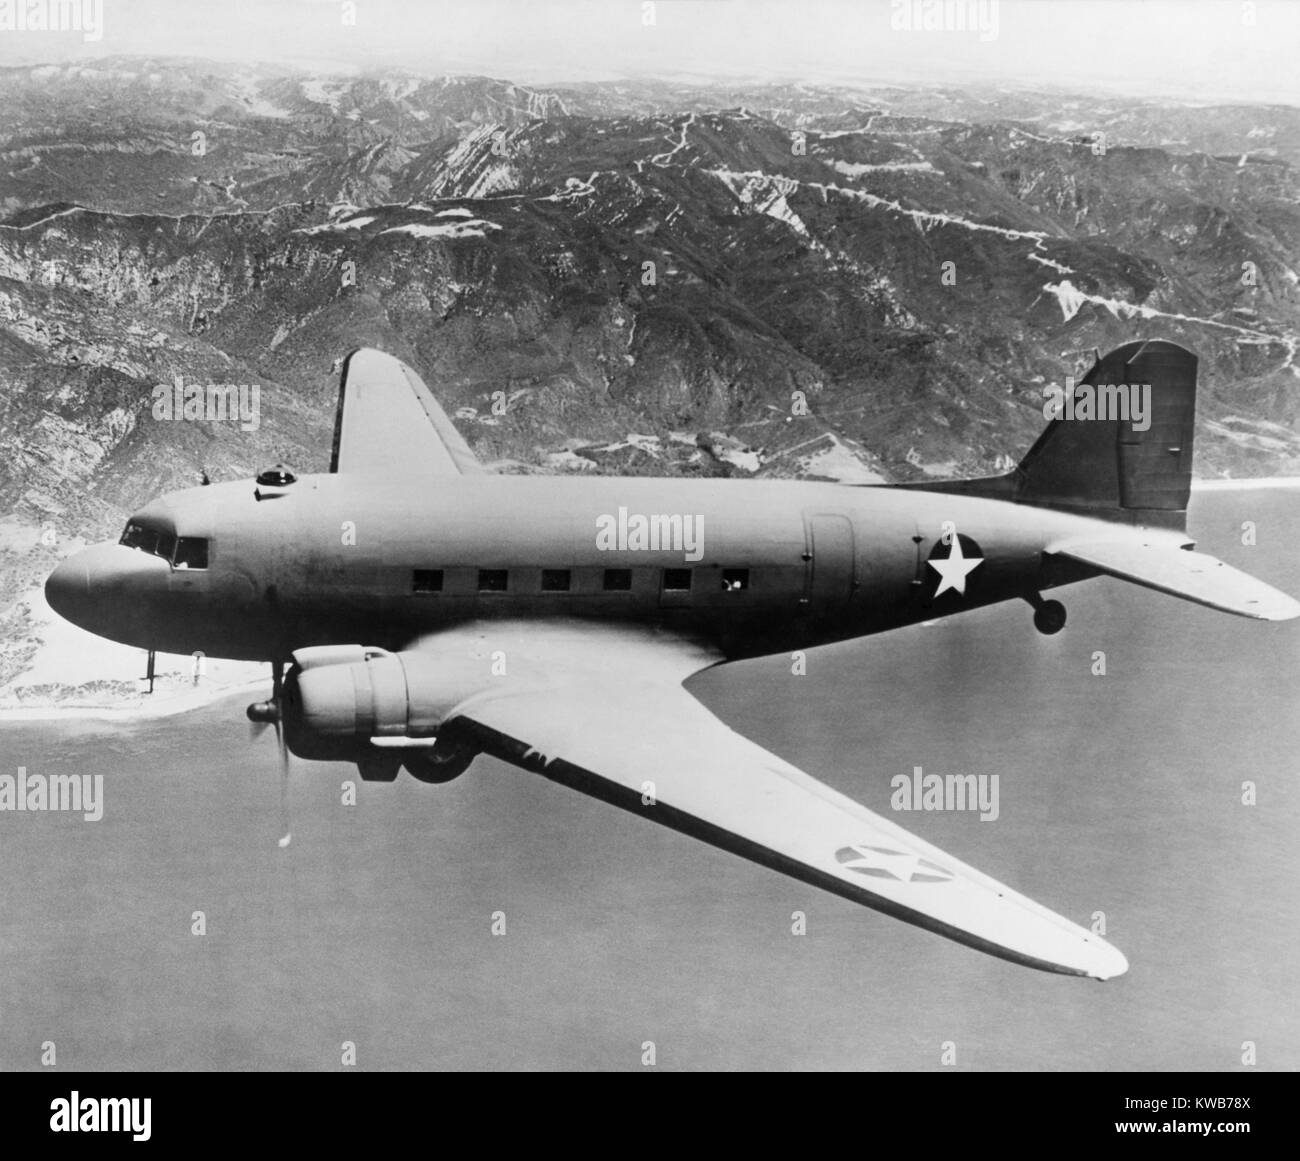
120,520,175,560
118,520,192,566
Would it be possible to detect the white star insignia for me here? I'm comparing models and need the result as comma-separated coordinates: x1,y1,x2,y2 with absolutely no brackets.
835,845,953,883
928,535,983,597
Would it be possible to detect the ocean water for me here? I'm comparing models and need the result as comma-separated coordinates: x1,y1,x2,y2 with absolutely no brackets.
1,487,1296,1071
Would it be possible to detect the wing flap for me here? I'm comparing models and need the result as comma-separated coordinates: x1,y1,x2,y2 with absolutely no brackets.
444,665,1127,980
1049,538,1300,621
331,348,486,477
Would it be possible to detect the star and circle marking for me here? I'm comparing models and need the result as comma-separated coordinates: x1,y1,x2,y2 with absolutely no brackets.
927,530,984,597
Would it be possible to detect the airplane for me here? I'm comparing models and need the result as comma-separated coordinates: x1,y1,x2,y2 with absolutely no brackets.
43,337,1299,981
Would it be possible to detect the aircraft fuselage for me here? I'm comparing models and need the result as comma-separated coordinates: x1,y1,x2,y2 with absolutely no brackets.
47,473,1122,662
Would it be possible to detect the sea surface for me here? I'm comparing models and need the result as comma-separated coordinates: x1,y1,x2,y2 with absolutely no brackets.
2,488,1297,1070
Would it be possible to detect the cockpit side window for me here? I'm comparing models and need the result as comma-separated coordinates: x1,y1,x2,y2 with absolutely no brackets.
173,538,209,570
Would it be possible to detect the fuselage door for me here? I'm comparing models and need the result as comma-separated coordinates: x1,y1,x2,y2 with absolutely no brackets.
804,514,855,612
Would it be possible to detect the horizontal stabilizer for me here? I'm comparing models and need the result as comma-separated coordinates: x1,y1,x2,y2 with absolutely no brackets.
1048,539,1300,621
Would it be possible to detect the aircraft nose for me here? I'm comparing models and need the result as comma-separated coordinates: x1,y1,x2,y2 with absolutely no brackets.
45,542,165,635
44,554,90,625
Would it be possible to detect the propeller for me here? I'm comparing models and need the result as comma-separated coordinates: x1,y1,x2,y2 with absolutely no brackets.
247,660,292,849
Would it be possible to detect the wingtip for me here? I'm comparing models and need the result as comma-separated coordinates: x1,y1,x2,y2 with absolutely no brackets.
1085,940,1129,981
342,346,401,374
1268,596,1300,621
1241,591,1300,621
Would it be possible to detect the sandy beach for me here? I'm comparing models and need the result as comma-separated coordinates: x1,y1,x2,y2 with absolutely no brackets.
0,578,267,723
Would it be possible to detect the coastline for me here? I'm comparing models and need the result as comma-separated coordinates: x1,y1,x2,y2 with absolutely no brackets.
0,581,268,725
0,676,267,724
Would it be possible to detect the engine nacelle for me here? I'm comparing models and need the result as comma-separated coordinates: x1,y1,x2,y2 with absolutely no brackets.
281,645,486,773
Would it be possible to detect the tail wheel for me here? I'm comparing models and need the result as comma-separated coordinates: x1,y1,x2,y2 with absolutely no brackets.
1033,599,1067,635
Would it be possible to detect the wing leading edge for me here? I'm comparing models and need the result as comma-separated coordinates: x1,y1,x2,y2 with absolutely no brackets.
330,348,487,477
425,627,1128,980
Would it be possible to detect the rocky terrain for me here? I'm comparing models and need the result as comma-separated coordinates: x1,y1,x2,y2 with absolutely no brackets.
1,58,1298,693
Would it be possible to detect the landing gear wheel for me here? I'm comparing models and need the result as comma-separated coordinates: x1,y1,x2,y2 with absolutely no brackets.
404,751,474,784
1033,599,1067,635
357,756,401,782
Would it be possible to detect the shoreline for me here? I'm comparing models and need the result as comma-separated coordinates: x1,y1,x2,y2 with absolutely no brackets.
0,677,268,725
0,574,270,726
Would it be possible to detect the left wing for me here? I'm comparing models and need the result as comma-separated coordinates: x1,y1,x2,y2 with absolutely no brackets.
330,348,487,477
424,626,1127,980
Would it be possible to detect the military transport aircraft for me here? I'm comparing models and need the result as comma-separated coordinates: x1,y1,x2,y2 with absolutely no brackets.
44,338,1299,980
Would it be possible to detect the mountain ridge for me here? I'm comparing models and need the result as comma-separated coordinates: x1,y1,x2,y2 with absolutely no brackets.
1,58,1297,687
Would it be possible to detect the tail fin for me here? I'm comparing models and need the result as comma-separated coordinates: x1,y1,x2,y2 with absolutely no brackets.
1016,339,1196,528
890,339,1300,620
894,339,1197,530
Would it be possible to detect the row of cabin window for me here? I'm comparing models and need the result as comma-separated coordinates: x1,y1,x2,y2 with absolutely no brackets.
413,567,750,595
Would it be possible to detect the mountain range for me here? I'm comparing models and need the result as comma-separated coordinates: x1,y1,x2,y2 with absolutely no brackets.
1,57,1298,686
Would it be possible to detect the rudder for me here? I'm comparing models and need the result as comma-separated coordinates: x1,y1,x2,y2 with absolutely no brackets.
1016,339,1196,528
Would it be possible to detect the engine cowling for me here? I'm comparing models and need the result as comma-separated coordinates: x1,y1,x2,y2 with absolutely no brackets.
281,645,484,780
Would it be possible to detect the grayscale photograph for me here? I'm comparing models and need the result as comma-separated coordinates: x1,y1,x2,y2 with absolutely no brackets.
0,0,1296,1085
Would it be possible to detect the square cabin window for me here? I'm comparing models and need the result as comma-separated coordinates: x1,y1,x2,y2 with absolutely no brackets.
541,569,571,592
662,568,692,592
478,569,509,593
721,568,750,592
413,569,443,593
603,569,632,592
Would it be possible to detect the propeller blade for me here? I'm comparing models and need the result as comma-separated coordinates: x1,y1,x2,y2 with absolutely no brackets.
276,718,292,849
273,660,292,849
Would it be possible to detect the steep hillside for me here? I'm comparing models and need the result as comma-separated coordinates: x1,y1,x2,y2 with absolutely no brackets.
1,60,1298,686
